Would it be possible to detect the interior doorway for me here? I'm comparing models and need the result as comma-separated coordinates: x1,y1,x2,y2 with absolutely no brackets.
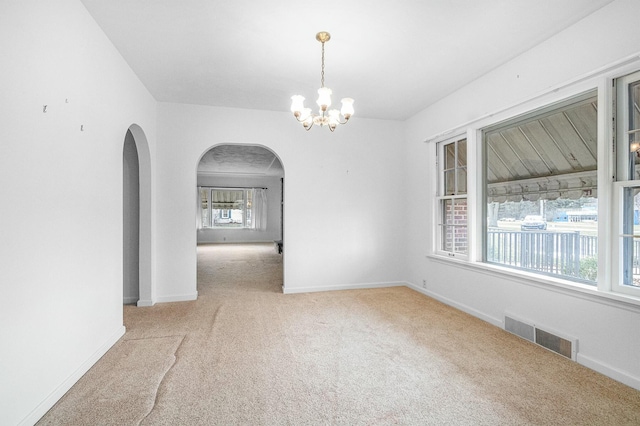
196,144,285,290
122,125,153,306
123,130,140,304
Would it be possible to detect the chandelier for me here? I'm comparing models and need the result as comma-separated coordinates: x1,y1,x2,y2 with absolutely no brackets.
291,32,354,131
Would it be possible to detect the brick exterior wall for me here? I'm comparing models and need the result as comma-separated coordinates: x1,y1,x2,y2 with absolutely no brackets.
444,200,468,254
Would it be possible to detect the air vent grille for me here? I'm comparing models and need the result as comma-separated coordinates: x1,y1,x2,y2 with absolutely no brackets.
504,314,576,360
535,328,574,359
505,315,535,342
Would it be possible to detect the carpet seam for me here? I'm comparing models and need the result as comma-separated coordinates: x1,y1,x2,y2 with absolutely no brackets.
137,334,187,426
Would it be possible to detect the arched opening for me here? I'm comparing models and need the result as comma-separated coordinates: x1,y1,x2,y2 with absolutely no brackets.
123,124,154,306
123,130,139,304
196,144,285,291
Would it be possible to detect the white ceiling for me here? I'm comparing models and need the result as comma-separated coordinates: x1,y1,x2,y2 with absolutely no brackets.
80,0,615,121
198,145,283,177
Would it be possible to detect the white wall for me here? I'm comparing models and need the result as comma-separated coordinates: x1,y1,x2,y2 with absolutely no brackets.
197,174,282,244
156,102,406,298
0,1,157,424
404,0,640,389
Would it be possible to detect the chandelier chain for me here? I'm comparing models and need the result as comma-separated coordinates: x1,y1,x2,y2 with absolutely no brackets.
320,41,325,88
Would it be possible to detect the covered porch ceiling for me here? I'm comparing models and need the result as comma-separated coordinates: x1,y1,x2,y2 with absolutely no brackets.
486,95,598,203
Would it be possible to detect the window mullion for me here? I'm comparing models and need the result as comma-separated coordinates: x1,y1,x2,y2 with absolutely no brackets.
468,128,481,262
598,78,614,292
209,189,213,228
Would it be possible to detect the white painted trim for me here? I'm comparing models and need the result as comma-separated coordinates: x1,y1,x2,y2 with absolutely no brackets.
405,282,503,328
283,281,405,294
123,296,138,305
137,298,154,307
155,292,198,303
196,240,278,244
578,353,640,391
19,325,126,426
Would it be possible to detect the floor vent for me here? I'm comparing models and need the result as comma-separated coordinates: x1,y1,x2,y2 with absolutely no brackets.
505,315,535,342
504,314,577,360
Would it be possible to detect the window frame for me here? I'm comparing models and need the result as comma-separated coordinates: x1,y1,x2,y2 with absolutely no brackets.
611,70,640,297
427,58,640,304
611,181,640,296
200,187,254,229
435,135,469,259
480,90,599,284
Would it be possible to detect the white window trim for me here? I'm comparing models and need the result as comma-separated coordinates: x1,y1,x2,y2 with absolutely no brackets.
200,187,253,230
426,54,640,306
434,135,469,260
610,70,640,297
611,183,640,299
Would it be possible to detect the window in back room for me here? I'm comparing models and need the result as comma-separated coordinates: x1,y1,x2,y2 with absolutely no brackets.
199,187,266,229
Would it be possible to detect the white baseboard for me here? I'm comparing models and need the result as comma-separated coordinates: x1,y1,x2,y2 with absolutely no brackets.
283,281,405,294
578,353,640,391
123,296,138,305
20,325,126,426
155,292,198,303
407,282,640,391
406,282,503,328
137,298,154,307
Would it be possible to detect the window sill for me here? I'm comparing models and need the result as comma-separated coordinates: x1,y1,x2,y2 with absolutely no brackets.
427,253,640,312
199,227,255,231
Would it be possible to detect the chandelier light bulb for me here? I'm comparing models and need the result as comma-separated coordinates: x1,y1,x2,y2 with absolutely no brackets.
303,115,314,129
340,98,354,119
301,108,312,122
290,95,305,117
290,32,354,132
317,87,332,111
328,109,340,131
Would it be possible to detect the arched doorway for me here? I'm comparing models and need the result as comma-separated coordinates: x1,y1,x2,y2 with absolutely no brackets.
123,130,139,304
196,144,285,289
123,124,154,306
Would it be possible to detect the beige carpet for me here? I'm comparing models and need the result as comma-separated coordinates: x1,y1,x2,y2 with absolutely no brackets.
37,336,184,426
39,243,640,425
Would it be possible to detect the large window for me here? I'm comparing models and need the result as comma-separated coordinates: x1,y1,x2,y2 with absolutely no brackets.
428,64,640,300
483,92,598,283
436,136,468,257
199,187,267,230
613,71,640,296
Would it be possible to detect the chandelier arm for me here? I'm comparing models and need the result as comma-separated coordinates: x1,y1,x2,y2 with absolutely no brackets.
330,116,350,126
293,113,316,130
293,114,307,123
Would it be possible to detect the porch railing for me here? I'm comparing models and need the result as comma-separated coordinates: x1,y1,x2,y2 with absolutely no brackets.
487,230,640,279
487,229,582,277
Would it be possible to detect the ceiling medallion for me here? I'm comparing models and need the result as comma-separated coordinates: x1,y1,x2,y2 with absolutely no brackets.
291,32,354,132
